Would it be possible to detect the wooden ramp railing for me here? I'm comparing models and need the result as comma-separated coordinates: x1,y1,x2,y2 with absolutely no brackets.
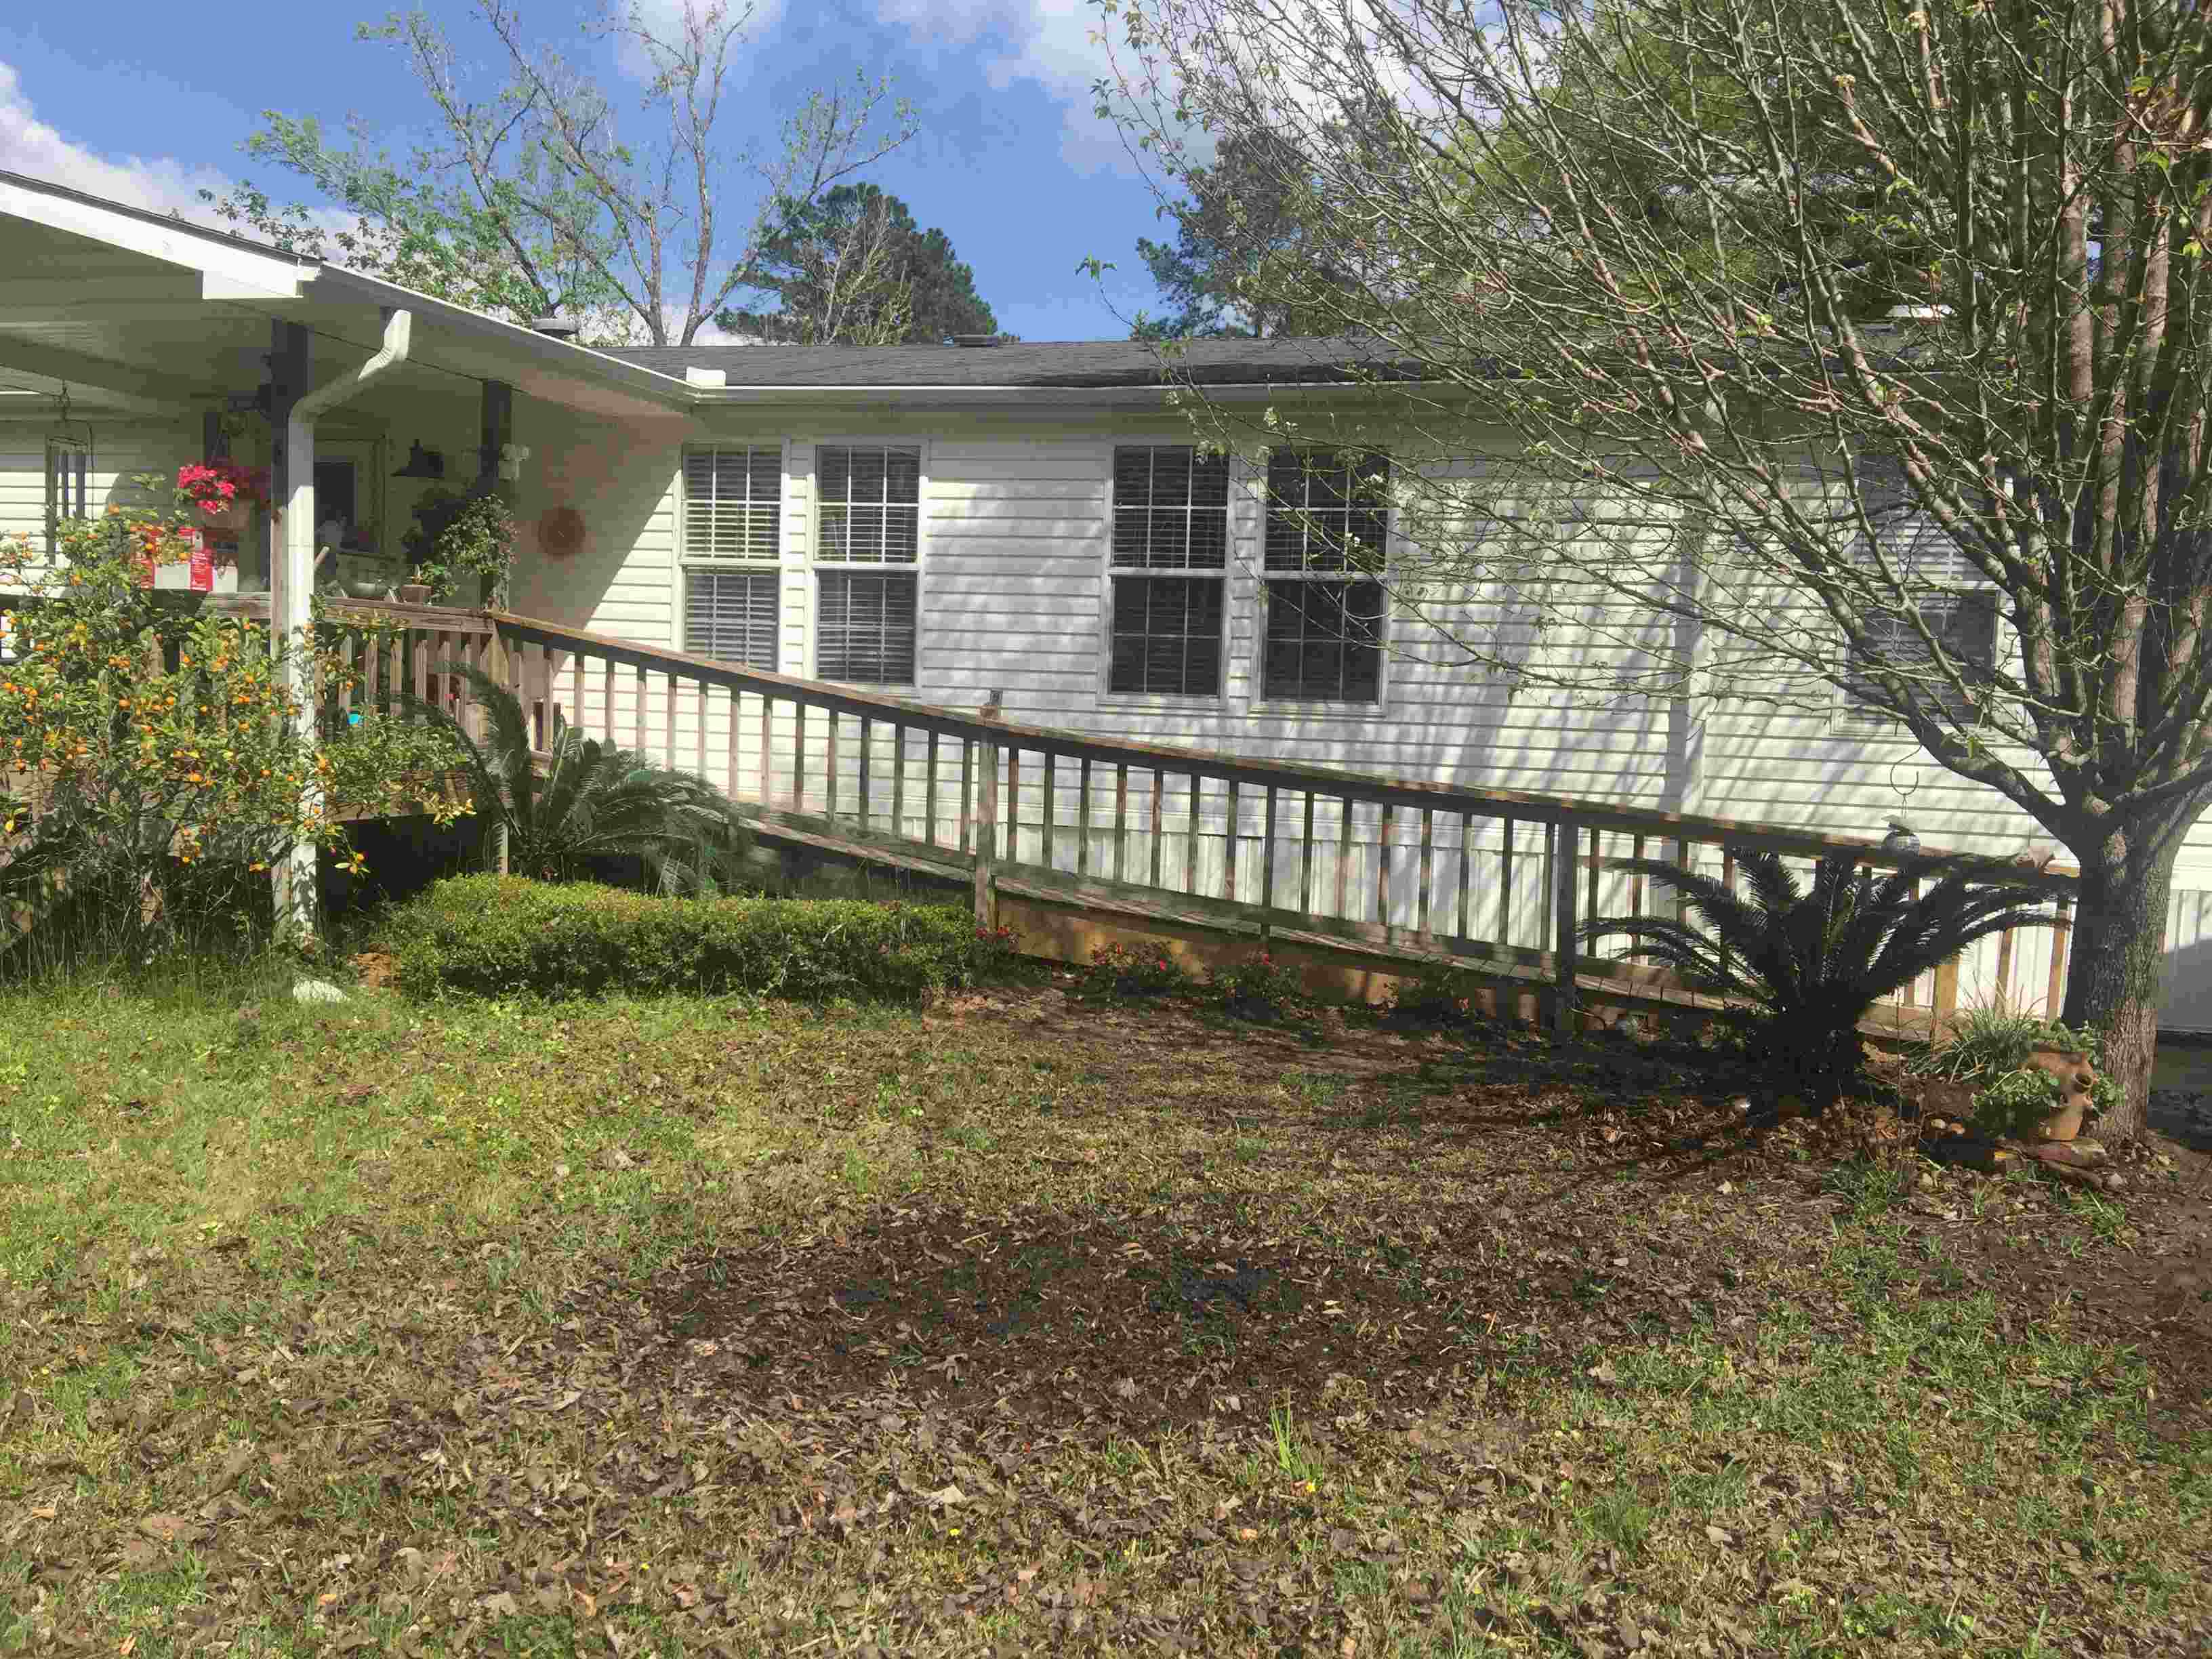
465,609,2076,1035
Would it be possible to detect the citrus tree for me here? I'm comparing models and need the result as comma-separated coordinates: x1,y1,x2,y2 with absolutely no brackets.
1,478,469,961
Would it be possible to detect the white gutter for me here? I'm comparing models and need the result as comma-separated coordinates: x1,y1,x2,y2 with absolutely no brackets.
274,304,413,941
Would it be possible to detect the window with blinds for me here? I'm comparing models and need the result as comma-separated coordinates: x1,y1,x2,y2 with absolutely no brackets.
680,447,781,670
816,444,921,684
1107,445,1230,697
1839,466,1999,725
1261,449,1388,703
45,438,88,554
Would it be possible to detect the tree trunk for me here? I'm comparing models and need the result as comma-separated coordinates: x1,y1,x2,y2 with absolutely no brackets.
2059,826,2182,1143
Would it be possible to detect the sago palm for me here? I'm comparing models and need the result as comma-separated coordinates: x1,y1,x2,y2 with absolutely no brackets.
1584,850,2053,1095
407,663,753,893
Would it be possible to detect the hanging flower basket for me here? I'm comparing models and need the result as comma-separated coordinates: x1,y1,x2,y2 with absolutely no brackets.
176,460,269,534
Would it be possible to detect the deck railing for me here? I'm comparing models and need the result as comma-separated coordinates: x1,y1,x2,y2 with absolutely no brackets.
478,610,2078,1032
1,589,2078,1025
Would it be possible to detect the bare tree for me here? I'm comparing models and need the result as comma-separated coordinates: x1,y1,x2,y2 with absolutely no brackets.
1100,0,2212,1136
225,1,915,345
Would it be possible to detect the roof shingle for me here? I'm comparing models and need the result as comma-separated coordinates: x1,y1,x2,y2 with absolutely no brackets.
600,336,1428,389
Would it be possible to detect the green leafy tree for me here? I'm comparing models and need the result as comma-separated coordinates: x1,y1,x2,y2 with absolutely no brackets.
1103,0,2212,1136
1131,133,1345,338
207,1,916,345
409,664,754,893
716,183,1000,344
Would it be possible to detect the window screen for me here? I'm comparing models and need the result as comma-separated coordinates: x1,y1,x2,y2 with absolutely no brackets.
1107,446,1230,696
682,447,783,670
683,447,782,562
817,571,918,684
684,569,781,670
817,445,920,565
815,445,921,683
1840,465,1999,722
1261,449,1387,703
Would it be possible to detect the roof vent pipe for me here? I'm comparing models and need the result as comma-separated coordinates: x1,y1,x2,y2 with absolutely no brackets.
531,316,581,342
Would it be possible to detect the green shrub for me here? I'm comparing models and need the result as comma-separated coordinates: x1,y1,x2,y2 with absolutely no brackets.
385,876,1021,1002
1910,1009,2102,1081
1387,966,1486,1029
1082,940,1191,998
1204,950,1308,1015
1971,1065,2067,1139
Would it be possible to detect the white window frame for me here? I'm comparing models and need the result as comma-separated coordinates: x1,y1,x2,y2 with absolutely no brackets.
1099,443,1234,708
1249,446,1392,712
678,442,787,672
809,437,926,687
45,435,89,556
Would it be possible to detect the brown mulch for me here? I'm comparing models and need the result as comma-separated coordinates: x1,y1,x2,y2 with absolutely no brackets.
636,987,2212,1441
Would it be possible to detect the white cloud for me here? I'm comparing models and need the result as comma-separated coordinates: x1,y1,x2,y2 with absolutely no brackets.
874,0,1138,174
0,60,233,220
615,0,792,87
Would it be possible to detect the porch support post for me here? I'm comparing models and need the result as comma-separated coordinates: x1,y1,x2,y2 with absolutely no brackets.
264,322,310,619
273,308,413,945
478,379,513,493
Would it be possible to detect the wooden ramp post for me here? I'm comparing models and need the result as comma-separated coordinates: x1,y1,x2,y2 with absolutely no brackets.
973,689,1003,931
1553,819,1581,1034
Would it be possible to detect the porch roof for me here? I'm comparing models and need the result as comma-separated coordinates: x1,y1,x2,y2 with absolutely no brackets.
0,170,692,423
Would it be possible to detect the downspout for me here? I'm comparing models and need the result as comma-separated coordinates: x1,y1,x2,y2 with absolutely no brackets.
274,305,413,943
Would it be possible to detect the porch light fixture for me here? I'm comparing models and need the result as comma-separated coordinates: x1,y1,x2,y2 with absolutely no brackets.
392,441,445,479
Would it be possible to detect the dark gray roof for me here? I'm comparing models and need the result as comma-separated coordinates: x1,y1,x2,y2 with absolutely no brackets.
599,336,1430,389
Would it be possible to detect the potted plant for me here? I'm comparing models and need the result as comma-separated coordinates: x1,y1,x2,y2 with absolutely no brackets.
403,489,516,607
1908,1010,2106,1143
175,460,269,533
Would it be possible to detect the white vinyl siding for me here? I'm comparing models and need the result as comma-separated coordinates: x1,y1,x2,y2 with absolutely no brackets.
815,443,920,684
681,446,782,670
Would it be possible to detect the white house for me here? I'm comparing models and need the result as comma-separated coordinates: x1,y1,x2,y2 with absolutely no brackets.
6,167,2212,1023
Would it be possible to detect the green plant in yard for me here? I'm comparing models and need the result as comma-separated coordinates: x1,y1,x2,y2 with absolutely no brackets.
386,875,1022,1000
0,497,466,965
1971,1066,2069,1141
407,662,752,894
1584,851,2053,1101
1386,965,1485,1029
1204,950,1307,1017
1910,1009,2104,1082
1083,939,1190,998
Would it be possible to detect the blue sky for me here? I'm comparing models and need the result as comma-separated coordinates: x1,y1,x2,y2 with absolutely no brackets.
0,0,1174,340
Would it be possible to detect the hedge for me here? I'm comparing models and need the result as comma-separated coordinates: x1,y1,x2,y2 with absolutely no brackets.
384,876,1019,1002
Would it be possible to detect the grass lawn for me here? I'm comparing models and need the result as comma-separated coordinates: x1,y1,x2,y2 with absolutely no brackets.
1,965,2209,1656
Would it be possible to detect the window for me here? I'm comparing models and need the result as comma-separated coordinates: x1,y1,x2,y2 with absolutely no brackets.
1839,471,1999,724
1843,592,1999,722
1261,448,1388,703
815,444,920,684
1107,445,1230,697
45,438,88,554
682,447,782,671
